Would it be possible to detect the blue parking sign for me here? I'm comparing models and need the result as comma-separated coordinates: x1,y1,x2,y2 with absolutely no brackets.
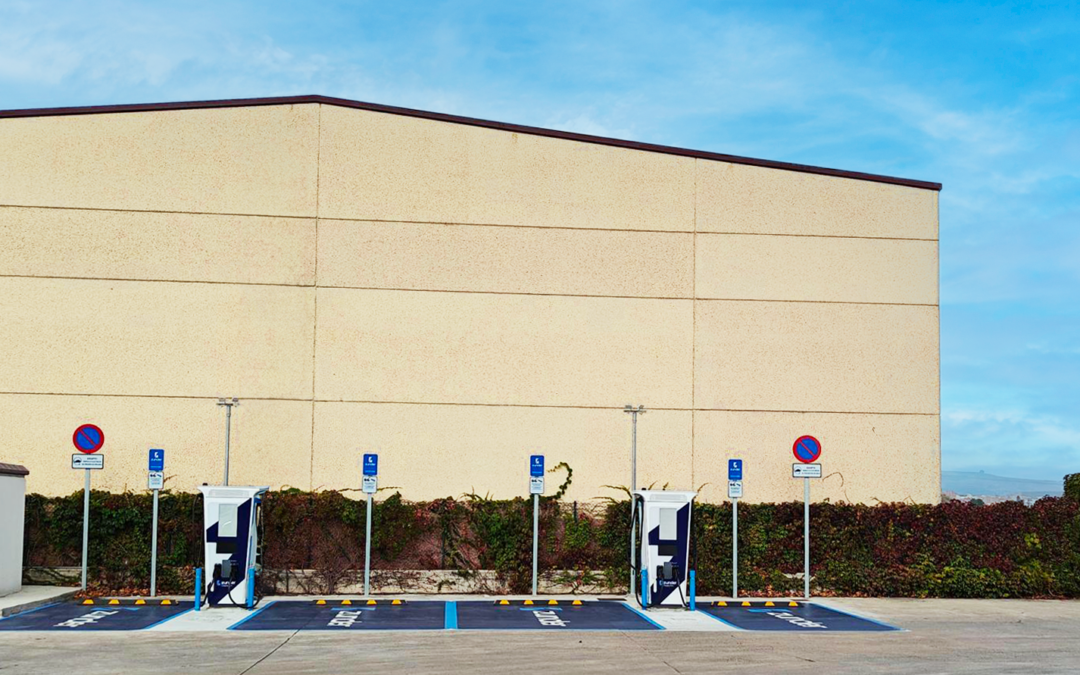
728,459,742,481
530,455,544,477
149,449,164,472
363,453,378,476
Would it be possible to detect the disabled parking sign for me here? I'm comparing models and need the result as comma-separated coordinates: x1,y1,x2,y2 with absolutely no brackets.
728,459,743,480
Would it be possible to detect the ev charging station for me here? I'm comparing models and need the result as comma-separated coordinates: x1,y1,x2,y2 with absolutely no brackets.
631,490,697,608
198,485,268,609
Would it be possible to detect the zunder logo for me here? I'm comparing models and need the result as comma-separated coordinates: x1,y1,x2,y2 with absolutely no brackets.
55,610,120,628
751,609,826,629
532,610,568,627
328,610,364,627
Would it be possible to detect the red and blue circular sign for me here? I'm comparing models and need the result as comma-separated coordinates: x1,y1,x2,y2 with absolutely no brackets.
793,435,821,463
73,424,104,454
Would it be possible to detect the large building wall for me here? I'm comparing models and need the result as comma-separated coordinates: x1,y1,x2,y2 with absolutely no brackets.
0,102,939,503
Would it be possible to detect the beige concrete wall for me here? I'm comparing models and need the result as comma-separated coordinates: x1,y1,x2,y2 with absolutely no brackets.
696,233,938,304
0,394,312,496
0,104,320,217
312,403,692,502
0,277,315,400
0,102,940,504
694,410,941,504
317,105,696,231
317,219,693,298
696,160,938,239
0,206,316,286
694,301,939,415
314,288,694,408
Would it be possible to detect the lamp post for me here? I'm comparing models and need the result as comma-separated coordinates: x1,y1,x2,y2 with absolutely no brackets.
624,404,645,599
217,398,239,485
623,405,646,492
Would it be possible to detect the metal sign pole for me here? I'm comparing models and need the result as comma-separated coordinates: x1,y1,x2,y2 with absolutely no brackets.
147,448,165,597
727,458,743,600
81,468,90,590
150,488,159,597
732,496,738,599
364,493,373,596
804,477,810,600
792,435,820,601
532,492,539,596
528,455,544,597
360,453,378,597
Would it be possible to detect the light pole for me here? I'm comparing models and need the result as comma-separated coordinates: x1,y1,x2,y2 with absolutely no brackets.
623,405,646,492
624,404,645,599
217,398,239,485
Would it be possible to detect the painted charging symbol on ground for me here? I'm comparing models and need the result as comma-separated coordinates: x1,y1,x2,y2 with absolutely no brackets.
793,435,821,463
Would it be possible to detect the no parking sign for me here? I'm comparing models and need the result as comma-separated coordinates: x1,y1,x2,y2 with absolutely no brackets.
792,436,821,463
73,424,104,454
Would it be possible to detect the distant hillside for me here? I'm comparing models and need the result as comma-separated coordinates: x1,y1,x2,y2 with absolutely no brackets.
942,470,1063,499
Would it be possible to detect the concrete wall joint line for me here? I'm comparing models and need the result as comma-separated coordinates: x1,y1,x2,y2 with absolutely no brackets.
695,230,939,243
691,158,698,490
0,203,314,221
0,273,310,289
318,285,695,301
0,391,314,402
0,279,937,314
311,399,940,415
0,204,937,241
319,216,697,235
0,391,940,416
310,103,323,491
695,297,939,307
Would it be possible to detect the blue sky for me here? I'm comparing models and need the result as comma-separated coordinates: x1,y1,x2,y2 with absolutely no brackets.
2,1,1078,480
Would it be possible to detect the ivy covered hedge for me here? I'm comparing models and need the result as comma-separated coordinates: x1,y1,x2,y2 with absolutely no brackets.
23,487,1080,598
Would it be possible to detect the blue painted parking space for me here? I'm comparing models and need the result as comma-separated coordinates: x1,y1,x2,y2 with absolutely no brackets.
700,601,898,632
455,601,661,631
231,600,446,631
0,601,192,631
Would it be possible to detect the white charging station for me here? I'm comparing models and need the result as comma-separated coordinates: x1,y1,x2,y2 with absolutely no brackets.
631,490,697,608
198,485,268,608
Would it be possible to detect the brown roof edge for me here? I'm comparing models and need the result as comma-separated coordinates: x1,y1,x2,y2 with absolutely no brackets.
0,463,29,477
0,94,942,191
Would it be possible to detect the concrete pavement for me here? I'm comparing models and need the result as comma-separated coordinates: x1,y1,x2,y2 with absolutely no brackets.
0,586,77,617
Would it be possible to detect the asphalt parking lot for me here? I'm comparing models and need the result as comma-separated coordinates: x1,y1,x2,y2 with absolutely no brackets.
0,598,1077,674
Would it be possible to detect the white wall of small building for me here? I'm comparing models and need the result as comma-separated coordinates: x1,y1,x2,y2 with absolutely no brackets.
0,472,27,596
